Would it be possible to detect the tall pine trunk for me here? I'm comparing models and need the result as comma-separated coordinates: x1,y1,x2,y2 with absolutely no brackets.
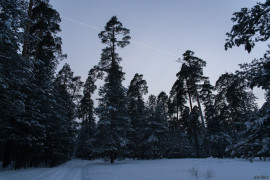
186,79,193,111
195,92,205,128
22,0,33,57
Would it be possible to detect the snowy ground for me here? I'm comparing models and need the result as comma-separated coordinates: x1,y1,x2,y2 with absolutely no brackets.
0,158,269,180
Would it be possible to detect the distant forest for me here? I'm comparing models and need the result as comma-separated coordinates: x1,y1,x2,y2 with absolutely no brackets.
0,0,269,169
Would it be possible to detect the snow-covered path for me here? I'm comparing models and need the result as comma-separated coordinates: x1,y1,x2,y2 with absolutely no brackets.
0,158,269,180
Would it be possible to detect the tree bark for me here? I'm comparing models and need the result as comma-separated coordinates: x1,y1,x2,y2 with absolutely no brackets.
22,0,33,57
196,95,205,128
110,153,114,163
187,89,193,111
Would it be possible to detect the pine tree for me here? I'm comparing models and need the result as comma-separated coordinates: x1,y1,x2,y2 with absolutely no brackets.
179,63,194,111
200,80,230,157
232,51,270,159
200,80,215,127
167,73,193,158
225,0,270,159
168,58,209,158
225,0,270,53
187,106,203,157
181,50,208,128
239,50,270,100
95,16,131,163
169,77,187,123
215,73,257,139
215,73,258,158
174,51,210,157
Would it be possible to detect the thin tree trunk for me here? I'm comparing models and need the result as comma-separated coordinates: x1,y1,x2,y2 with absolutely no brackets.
185,78,193,111
176,103,179,121
188,90,193,111
35,29,43,59
110,153,114,163
196,95,205,128
22,0,33,57
209,96,215,121
190,73,205,128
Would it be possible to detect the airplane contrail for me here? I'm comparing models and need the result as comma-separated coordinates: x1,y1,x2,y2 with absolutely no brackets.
61,16,179,58
129,40,178,58
62,16,100,31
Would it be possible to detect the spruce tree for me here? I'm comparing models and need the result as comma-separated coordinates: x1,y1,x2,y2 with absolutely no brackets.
53,63,83,164
235,101,270,159
127,73,148,159
144,95,169,159
95,16,131,163
56,63,83,118
157,92,169,114
48,81,75,166
25,0,67,167
0,0,33,168
1,0,78,168
76,68,97,159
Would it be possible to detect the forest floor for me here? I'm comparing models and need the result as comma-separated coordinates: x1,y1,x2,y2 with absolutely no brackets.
0,158,269,180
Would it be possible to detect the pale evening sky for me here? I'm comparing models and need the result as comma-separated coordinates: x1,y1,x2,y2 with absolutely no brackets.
50,0,268,106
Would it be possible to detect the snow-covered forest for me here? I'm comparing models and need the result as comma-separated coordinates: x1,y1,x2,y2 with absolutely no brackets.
0,0,270,174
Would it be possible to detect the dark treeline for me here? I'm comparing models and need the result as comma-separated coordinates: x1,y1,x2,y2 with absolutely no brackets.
1,0,270,168
0,0,81,168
